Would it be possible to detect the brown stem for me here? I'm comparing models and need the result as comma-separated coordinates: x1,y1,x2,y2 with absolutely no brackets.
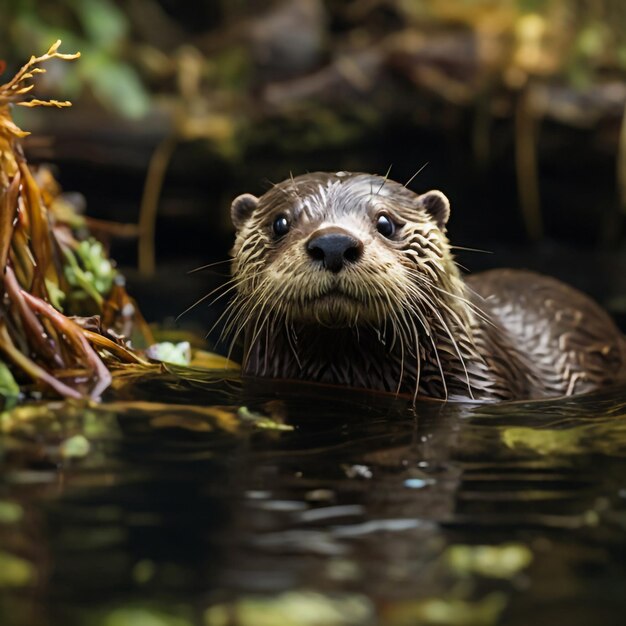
0,322,83,399
515,85,543,241
84,217,141,239
3,265,65,368
617,101,626,214
138,134,178,276
20,290,112,398
10,225,36,289
18,160,55,299
0,172,20,274
82,329,149,365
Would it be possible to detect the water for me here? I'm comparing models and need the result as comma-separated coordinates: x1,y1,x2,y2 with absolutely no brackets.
1,368,626,626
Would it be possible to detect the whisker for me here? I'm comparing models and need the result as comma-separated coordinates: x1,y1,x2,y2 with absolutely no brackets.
405,268,494,328
178,272,259,323
289,171,302,201
176,283,234,322
404,161,429,188
376,164,393,195
450,245,493,254
187,259,231,274
429,326,448,400
285,319,302,370
405,314,422,404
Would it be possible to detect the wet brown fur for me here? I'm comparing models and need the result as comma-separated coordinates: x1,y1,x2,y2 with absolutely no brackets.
226,172,626,402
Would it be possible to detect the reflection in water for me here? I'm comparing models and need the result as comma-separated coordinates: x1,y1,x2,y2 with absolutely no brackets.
1,371,626,626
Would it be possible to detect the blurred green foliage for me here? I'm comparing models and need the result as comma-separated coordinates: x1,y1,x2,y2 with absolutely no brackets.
0,362,20,410
0,550,36,587
0,0,150,117
2,0,626,121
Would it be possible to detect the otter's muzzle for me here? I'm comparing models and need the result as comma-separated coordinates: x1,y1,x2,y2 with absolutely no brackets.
306,227,364,273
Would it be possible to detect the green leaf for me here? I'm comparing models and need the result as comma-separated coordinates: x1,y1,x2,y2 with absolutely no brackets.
60,434,91,459
0,361,20,410
76,239,115,295
87,59,151,119
62,238,117,309
146,342,191,366
502,426,585,455
100,607,193,626
0,501,23,524
71,0,128,47
445,543,533,579
45,278,66,311
205,592,373,626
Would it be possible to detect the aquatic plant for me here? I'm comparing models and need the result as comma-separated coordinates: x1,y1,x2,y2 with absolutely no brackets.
0,41,153,407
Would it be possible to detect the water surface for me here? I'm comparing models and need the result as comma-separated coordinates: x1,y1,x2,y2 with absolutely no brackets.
1,369,626,626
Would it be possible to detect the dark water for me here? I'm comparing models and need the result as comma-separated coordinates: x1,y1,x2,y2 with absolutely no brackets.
1,369,626,626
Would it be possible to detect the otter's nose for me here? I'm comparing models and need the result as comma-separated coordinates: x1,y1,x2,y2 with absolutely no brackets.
306,229,363,273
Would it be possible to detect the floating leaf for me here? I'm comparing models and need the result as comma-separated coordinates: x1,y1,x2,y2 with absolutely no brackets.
0,551,36,587
100,606,193,626
205,591,373,626
502,426,585,455
189,350,240,370
238,404,293,431
146,342,191,366
445,543,533,579
0,501,23,524
60,434,91,458
381,593,508,626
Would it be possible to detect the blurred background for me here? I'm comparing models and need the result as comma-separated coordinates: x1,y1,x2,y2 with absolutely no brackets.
4,6,626,626
3,0,626,337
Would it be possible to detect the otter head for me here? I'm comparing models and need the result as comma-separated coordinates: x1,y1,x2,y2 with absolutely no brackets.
229,172,459,338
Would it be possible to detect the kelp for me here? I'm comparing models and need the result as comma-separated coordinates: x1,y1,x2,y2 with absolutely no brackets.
0,41,167,405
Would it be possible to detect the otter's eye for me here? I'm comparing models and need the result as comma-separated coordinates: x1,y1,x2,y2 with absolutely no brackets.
376,214,395,238
273,215,290,238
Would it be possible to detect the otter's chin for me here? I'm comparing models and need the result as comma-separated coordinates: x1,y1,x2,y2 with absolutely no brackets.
293,293,375,328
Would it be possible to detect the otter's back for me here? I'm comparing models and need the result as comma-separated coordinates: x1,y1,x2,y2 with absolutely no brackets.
466,269,626,397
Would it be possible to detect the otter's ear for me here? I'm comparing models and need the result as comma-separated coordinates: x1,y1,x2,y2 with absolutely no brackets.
231,193,259,230
418,190,450,230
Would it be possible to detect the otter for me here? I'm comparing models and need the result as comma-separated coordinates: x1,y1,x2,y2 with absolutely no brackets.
227,171,626,402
